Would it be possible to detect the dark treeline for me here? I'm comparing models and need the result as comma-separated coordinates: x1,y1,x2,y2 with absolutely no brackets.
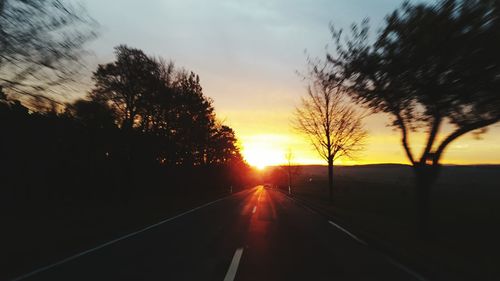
0,45,255,203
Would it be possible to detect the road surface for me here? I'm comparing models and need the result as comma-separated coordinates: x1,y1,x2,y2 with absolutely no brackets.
12,186,425,281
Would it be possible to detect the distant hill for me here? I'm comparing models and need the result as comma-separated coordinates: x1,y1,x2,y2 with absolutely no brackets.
267,164,500,187
268,164,411,176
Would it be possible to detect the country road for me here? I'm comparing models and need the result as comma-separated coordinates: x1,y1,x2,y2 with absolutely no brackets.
12,186,425,281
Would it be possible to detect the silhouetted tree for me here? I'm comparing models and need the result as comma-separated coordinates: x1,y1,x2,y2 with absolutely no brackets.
294,62,367,203
90,45,159,130
89,45,242,170
170,70,216,165
282,148,300,194
137,59,176,134
0,0,97,97
1,41,253,204
208,125,240,164
328,0,500,235
66,99,116,129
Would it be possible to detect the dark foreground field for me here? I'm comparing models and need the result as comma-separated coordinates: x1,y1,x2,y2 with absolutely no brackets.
278,164,500,280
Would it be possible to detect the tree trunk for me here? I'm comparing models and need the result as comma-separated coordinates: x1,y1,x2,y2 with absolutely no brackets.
413,163,440,238
328,158,334,203
288,167,292,194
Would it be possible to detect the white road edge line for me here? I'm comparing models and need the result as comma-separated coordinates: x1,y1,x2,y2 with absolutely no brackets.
328,220,367,246
8,190,253,281
223,247,244,281
384,255,429,281
327,220,427,281
280,190,427,281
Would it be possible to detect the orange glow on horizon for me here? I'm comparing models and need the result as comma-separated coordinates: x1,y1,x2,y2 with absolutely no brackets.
237,127,500,167
229,107,500,167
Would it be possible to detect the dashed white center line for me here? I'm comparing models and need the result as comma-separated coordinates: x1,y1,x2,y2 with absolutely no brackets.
252,206,257,213
328,220,367,245
223,247,244,281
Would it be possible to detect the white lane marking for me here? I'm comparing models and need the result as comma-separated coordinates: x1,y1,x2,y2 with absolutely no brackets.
223,247,244,281
9,191,254,281
328,220,367,245
252,206,257,213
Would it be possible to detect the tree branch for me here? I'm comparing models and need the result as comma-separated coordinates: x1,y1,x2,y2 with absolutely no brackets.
420,113,441,164
395,112,416,165
433,118,499,164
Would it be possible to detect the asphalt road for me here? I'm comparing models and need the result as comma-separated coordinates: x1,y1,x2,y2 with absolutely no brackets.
12,186,425,281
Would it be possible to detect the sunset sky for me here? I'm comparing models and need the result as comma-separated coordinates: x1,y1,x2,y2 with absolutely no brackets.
81,0,500,167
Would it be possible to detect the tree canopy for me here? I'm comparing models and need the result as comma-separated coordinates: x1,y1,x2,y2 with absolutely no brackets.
90,45,244,167
331,0,500,168
1,44,253,204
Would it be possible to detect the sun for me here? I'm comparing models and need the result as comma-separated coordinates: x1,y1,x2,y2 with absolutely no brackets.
254,163,267,170
244,148,276,170
242,138,284,170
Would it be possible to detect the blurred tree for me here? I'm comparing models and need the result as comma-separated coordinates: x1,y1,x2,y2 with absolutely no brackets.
0,0,97,98
294,62,367,203
329,0,500,235
0,86,6,100
0,85,29,116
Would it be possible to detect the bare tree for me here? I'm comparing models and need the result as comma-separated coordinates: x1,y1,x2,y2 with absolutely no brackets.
294,63,367,203
283,148,301,195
